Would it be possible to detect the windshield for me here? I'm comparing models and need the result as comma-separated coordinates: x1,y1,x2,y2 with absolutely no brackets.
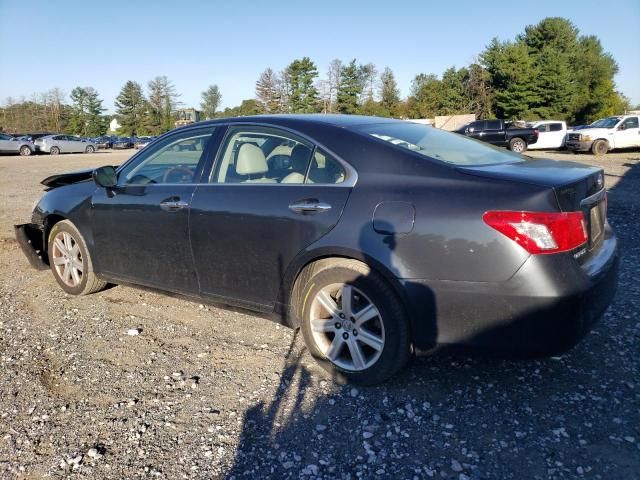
590,117,621,129
354,122,524,166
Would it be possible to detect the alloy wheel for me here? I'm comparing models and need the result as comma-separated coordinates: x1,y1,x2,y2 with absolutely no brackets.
512,140,525,153
51,231,84,287
309,283,385,371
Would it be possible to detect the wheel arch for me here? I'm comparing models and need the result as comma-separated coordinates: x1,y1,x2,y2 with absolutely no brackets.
280,248,413,332
42,214,68,261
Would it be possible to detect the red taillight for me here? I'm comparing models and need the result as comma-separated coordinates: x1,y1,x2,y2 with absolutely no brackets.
483,211,587,255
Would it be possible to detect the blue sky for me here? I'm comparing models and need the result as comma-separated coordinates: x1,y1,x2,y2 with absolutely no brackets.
1,0,638,113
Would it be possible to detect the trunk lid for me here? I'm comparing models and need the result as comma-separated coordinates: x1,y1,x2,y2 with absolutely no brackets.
458,158,607,252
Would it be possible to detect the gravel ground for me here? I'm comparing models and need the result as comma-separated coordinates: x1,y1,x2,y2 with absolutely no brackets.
0,148,639,479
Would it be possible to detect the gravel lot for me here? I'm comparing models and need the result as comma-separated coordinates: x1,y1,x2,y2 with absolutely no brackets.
1,148,639,479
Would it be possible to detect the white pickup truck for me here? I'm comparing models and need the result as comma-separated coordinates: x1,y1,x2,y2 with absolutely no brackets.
566,114,640,154
526,120,567,150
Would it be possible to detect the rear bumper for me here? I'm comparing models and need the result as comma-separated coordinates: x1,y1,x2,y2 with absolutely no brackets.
14,223,48,270
402,228,619,356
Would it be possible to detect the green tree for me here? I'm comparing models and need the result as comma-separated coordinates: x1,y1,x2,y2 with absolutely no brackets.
480,17,626,123
286,57,320,113
218,99,265,118
114,81,147,136
406,73,443,118
481,38,540,119
336,59,363,114
200,84,222,119
68,87,106,136
440,67,469,114
379,67,400,117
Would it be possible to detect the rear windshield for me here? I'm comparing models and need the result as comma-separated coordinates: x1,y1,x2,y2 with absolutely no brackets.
354,122,523,166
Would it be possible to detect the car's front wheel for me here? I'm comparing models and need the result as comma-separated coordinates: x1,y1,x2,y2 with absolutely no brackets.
85,145,95,153
48,220,108,295
592,139,608,155
19,145,32,156
49,146,60,155
295,259,410,385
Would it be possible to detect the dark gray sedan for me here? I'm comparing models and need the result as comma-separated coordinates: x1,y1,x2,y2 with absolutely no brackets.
15,115,618,384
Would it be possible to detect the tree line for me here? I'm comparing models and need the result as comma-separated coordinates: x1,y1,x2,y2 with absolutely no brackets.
0,18,634,135
236,18,631,124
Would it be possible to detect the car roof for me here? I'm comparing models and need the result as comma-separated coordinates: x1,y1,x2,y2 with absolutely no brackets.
196,114,400,130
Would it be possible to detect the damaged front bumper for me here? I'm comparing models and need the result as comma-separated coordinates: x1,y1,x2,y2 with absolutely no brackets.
14,223,48,270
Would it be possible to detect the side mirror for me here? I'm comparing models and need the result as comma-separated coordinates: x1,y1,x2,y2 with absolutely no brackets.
618,124,626,131
93,166,117,188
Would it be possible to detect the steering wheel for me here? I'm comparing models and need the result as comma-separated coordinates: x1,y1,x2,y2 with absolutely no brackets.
162,165,194,183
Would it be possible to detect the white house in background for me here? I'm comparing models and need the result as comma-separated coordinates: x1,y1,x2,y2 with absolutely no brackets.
109,117,121,133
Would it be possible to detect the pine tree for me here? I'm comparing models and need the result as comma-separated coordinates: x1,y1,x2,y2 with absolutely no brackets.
68,87,105,136
379,67,400,117
255,69,281,113
286,57,320,113
336,60,362,114
114,81,146,136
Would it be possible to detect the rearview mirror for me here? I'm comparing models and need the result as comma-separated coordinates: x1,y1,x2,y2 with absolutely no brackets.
93,165,117,188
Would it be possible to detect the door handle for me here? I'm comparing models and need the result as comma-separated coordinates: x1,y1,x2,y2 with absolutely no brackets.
289,200,332,214
160,198,188,211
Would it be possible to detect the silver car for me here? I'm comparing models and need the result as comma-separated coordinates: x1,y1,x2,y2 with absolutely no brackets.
0,133,35,156
36,135,97,154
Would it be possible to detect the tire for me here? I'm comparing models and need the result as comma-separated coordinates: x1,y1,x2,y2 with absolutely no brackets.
50,146,60,155
294,259,410,385
85,145,95,153
19,145,32,156
47,220,108,296
591,139,608,155
509,137,527,153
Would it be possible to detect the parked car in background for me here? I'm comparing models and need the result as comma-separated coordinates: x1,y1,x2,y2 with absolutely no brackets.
0,133,35,156
94,136,113,149
526,121,567,150
454,119,539,153
112,137,133,149
134,136,154,149
35,135,97,154
15,115,618,384
566,115,640,155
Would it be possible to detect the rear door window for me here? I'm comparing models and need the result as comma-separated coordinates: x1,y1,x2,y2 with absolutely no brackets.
212,127,313,184
485,120,502,130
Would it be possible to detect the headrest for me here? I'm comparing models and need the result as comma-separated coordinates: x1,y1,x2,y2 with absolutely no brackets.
290,144,311,172
236,143,268,175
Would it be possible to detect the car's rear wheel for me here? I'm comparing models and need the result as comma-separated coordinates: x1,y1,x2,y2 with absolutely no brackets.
592,139,608,155
85,145,95,153
19,145,32,156
50,146,60,155
48,220,107,295
295,259,410,385
509,137,527,153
